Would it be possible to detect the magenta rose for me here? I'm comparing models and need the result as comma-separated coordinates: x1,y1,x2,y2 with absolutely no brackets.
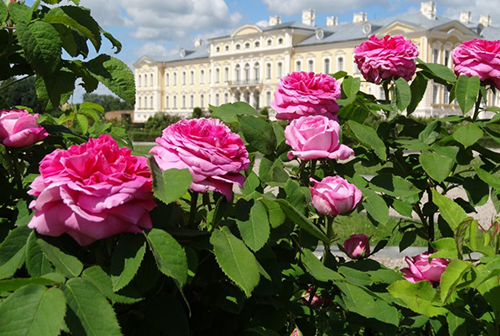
401,253,450,283
28,134,156,246
344,234,370,259
354,35,419,84
150,118,249,200
452,39,500,89
0,109,48,147
284,115,353,161
271,71,341,120
309,176,362,216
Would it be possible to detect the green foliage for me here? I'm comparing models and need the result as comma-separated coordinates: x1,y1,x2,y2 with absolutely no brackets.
82,93,133,112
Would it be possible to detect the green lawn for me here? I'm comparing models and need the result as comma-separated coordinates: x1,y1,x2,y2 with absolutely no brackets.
133,144,155,155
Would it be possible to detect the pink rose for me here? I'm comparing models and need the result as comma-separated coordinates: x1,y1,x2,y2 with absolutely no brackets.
271,71,341,120
0,109,48,147
354,35,419,84
401,253,450,283
28,134,156,246
344,234,370,259
150,118,249,200
309,176,362,216
452,39,500,89
301,288,325,308
284,115,353,161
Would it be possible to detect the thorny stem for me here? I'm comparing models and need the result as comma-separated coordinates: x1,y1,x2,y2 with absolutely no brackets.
472,90,483,121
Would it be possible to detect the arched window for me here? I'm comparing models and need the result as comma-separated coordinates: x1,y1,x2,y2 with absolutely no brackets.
295,60,301,72
224,67,229,82
244,63,250,81
267,39,272,46
324,58,330,74
138,97,142,108
166,73,169,86
225,45,229,52
200,94,204,107
337,57,344,72
255,41,260,48
182,95,186,108
190,70,194,85
182,71,186,85
150,74,153,86
190,95,194,108
278,37,283,45
165,96,169,109
277,62,283,78
308,60,314,72
254,62,260,81
143,75,147,87
200,70,204,84
216,46,220,52
150,96,153,109
235,44,241,50
235,64,241,82
173,72,177,86
266,91,271,106
215,93,220,106
245,42,250,49
138,75,142,87
215,68,220,83
173,96,177,108
224,92,229,104
266,63,271,79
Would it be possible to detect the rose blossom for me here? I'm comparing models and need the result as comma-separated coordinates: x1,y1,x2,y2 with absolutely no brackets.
271,71,341,120
150,118,249,200
452,39,500,89
0,109,48,147
354,35,419,84
28,134,156,246
344,234,370,259
302,288,325,308
401,253,450,283
309,176,362,216
284,115,353,161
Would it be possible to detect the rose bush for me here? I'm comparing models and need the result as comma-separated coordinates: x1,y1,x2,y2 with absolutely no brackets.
150,117,249,200
0,109,48,147
343,234,370,259
309,176,362,216
354,34,419,84
271,71,341,120
400,253,450,283
452,38,500,89
28,134,156,246
284,115,353,160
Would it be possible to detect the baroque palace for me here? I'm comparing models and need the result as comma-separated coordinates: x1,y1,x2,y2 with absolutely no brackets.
133,1,500,122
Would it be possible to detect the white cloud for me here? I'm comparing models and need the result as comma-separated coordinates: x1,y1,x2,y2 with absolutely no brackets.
133,43,179,58
440,0,500,25
79,0,133,28
261,0,391,16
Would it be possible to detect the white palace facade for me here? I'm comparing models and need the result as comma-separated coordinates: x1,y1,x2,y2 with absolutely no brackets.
133,1,500,122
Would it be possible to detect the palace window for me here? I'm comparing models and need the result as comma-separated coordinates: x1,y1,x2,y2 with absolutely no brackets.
235,44,241,50
337,56,345,72
277,62,283,78
190,95,194,108
182,71,186,85
295,60,301,72
173,95,177,108
200,94,204,107
224,92,229,104
308,60,314,72
138,75,141,87
266,91,271,106
266,63,271,79
255,41,260,48
173,72,177,86
182,95,186,108
215,93,220,106
278,37,283,45
323,58,330,74
200,70,204,84
215,68,220,83
190,70,194,85
165,96,169,109
138,97,141,108
254,62,260,81
166,73,169,86
224,67,229,82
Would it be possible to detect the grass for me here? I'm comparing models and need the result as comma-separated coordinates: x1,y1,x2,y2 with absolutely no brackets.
133,144,155,154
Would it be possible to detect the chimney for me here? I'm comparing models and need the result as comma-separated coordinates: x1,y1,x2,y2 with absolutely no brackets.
326,16,338,26
269,15,281,26
459,11,471,24
421,1,436,20
302,9,315,26
194,38,203,47
353,12,367,23
479,14,492,27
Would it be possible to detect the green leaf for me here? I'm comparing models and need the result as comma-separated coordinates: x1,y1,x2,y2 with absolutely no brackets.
82,266,141,304
260,199,285,228
439,259,472,304
37,239,83,278
417,61,457,83
0,274,64,293
418,120,440,145
263,158,288,186
85,54,136,104
62,278,122,336
101,29,122,53
76,114,88,134
456,75,480,114
339,266,373,286
146,229,188,287
148,158,192,205
16,21,62,76
447,312,467,336
347,120,386,160
432,190,467,231
419,151,454,182
0,225,30,280
110,234,146,291
369,174,420,198
8,2,32,24
210,102,259,124
394,77,411,111
210,227,260,297
25,231,54,277
238,115,276,155
407,73,428,115
342,76,361,97
301,248,342,282
275,199,329,243
452,123,483,148
430,238,458,259
0,1,7,24
35,69,76,111
236,200,270,252
388,280,447,317
0,285,66,336
361,188,389,224
474,166,500,190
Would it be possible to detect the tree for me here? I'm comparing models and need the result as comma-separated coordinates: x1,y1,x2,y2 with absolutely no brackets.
0,77,42,112
82,93,133,112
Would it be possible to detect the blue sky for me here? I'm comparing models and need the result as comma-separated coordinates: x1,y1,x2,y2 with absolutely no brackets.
67,0,498,100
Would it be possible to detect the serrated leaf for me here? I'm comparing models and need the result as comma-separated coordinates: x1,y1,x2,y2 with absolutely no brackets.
361,188,389,225
25,231,54,277
146,229,188,287
0,285,66,336
341,76,360,103
110,234,146,291
263,158,288,186
16,21,62,76
35,69,75,111
0,1,7,24
101,29,122,53
8,2,31,24
417,61,457,83
210,102,259,124
0,274,63,293
148,158,192,204
85,54,135,104
456,75,480,114
407,73,428,115
37,239,83,278
418,120,440,145
62,278,122,336
0,225,31,279
388,280,447,317
82,266,141,304
301,248,342,282
430,238,458,259
432,190,467,231
239,115,276,155
394,77,411,111
260,199,285,228
439,259,471,304
420,151,453,182
76,114,88,134
347,120,386,160
236,200,270,252
210,227,260,297
452,123,483,148
275,199,329,243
